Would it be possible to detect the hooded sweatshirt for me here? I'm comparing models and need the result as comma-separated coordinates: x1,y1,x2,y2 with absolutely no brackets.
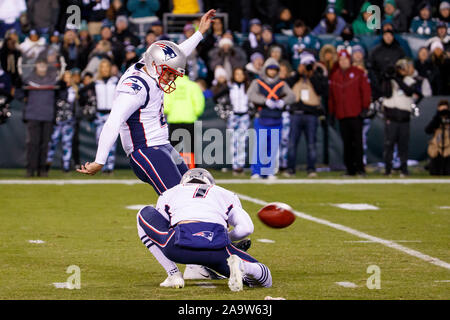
352,2,376,35
247,58,296,125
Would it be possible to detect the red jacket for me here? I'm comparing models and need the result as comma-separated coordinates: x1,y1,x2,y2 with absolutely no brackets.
328,66,372,120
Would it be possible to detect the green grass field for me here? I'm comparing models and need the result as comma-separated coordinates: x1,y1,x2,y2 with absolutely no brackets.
1,169,449,300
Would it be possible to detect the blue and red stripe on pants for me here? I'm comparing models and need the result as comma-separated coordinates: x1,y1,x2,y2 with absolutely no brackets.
137,206,259,278
129,143,188,195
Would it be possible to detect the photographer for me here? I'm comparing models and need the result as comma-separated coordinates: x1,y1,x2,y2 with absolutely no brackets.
381,58,422,177
425,100,450,176
286,53,328,177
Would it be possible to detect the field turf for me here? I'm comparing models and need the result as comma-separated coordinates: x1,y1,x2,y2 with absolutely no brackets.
0,169,449,300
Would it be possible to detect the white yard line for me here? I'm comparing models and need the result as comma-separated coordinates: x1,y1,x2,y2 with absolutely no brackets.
336,282,358,288
236,193,450,271
1,178,450,185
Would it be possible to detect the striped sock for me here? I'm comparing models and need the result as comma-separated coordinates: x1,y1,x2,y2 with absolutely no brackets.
242,261,272,288
138,229,179,276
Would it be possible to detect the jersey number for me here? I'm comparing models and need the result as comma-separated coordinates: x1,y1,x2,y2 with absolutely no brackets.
193,185,210,198
159,103,167,127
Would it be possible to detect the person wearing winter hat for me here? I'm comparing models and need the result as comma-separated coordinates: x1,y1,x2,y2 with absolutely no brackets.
247,58,296,180
410,2,437,36
328,49,372,176
382,0,408,32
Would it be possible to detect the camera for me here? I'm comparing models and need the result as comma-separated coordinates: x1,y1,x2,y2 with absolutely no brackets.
439,109,450,124
0,95,11,125
305,62,314,72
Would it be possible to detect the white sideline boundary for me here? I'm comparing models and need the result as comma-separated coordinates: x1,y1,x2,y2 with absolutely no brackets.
1,178,450,185
235,193,450,271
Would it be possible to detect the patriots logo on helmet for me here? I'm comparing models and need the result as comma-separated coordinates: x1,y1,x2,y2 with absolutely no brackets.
192,231,214,242
156,43,177,61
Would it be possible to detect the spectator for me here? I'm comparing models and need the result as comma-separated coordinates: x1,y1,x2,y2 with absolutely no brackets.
312,5,347,36
164,73,205,169
27,0,60,35
381,58,421,177
275,7,294,36
352,1,377,36
61,29,82,70
410,2,436,36
242,19,264,58
78,26,95,69
120,45,139,73
83,0,111,36
0,63,13,125
22,58,58,177
247,57,296,180
260,25,278,58
114,16,140,47
425,99,450,175
369,29,406,89
382,0,408,33
150,20,170,41
406,58,432,97
287,19,321,70
199,17,225,64
277,59,294,173
319,44,338,75
208,37,247,81
245,52,265,81
136,30,157,57
328,49,372,176
437,1,449,32
106,0,128,23
211,66,229,98
426,21,450,51
0,29,22,87
268,45,286,64
127,0,160,37
333,24,364,54
374,20,413,56
82,39,114,78
352,44,380,165
214,67,251,175
172,0,200,14
0,0,26,38
18,29,48,80
177,24,207,81
78,71,97,124
92,59,119,174
414,46,436,83
429,40,450,95
286,53,328,178
46,70,77,173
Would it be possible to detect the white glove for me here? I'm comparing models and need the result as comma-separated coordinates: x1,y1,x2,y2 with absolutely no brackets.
265,99,277,109
276,99,285,109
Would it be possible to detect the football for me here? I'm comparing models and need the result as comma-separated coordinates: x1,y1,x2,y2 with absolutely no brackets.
257,202,296,228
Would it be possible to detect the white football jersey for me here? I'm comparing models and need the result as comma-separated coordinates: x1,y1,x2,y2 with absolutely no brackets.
156,184,243,229
116,60,169,156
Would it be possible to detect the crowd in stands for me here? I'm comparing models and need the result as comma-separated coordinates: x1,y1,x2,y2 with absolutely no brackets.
0,0,449,177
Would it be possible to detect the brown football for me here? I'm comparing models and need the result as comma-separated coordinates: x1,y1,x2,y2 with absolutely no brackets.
257,202,296,228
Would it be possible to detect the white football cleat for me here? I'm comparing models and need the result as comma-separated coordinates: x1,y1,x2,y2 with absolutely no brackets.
160,271,184,288
183,264,225,280
227,255,244,292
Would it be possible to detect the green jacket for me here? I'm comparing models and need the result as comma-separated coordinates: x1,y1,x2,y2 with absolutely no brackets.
352,2,376,36
163,76,205,124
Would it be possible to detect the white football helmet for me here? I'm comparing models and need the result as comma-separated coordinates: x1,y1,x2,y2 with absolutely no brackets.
143,40,186,94
181,168,215,185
